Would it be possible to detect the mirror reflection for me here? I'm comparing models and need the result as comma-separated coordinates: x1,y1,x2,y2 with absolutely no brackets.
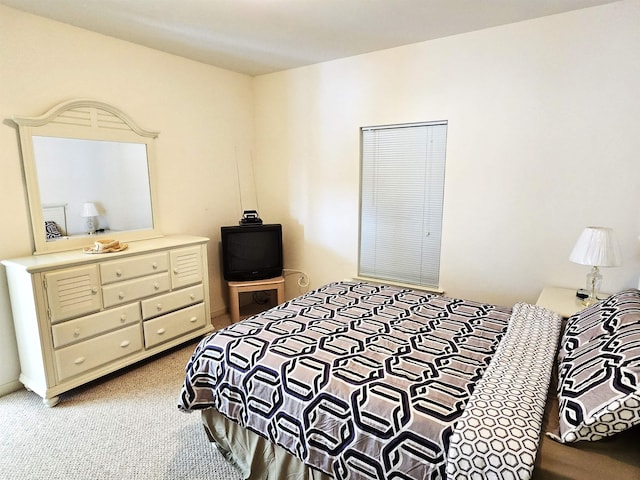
13,99,161,254
33,136,153,241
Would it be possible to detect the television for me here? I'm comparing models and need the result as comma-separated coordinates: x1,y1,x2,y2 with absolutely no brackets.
221,224,283,281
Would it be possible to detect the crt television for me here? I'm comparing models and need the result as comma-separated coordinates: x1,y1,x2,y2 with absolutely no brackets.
221,224,283,281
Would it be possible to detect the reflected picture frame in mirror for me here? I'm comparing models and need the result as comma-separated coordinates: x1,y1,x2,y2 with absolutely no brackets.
11,99,162,254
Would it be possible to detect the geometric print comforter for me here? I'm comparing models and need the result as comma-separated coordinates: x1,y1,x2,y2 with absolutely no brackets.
178,281,559,480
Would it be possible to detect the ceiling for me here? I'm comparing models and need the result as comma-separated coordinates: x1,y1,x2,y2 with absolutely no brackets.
1,0,617,76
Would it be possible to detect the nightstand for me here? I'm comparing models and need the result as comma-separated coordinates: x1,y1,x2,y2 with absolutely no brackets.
536,286,586,318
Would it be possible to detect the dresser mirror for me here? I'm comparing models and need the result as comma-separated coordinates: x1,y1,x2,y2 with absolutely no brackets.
11,99,162,254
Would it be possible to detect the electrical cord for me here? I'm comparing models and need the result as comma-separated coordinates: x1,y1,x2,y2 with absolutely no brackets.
283,268,310,292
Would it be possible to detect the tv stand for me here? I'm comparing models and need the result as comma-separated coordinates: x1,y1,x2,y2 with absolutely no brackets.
227,276,285,323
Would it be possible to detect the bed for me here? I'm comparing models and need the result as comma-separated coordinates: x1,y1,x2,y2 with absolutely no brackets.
178,281,640,480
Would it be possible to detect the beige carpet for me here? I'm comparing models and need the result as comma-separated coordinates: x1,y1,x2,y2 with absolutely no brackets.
0,320,243,480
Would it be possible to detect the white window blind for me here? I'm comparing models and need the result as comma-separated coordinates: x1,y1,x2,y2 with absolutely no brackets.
359,122,447,288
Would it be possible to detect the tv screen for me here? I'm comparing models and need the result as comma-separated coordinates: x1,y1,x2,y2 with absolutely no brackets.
221,224,283,281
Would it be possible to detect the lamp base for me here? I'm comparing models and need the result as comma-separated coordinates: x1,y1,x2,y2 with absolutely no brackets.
583,266,602,307
86,216,97,235
581,296,599,307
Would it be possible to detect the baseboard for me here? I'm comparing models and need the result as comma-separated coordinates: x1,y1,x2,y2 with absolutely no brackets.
210,306,227,318
0,380,23,398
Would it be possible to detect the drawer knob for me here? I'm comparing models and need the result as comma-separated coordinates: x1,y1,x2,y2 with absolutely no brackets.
189,294,195,300
91,287,98,294
152,263,158,269
118,292,125,299
116,270,122,277
73,329,81,337
120,314,127,323
120,340,130,348
156,303,163,311
189,316,198,323
154,283,160,290
74,356,86,365
157,328,166,335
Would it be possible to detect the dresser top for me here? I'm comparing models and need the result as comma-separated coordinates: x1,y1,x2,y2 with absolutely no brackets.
2,235,209,272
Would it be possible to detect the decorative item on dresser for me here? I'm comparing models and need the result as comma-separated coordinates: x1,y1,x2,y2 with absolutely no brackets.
2,235,212,407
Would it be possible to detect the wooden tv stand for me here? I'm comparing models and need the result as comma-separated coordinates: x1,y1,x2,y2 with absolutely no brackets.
227,276,285,323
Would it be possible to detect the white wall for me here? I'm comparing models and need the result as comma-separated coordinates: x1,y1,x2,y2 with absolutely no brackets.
0,6,254,394
254,0,640,305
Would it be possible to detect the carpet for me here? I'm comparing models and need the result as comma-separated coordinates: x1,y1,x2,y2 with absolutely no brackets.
0,335,243,480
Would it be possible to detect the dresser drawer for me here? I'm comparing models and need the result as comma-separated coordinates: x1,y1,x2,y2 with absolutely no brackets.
102,272,170,308
100,252,168,284
143,303,206,348
141,284,204,320
51,303,141,348
54,325,142,381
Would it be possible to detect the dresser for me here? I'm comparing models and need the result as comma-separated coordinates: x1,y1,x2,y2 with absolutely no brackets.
2,235,212,406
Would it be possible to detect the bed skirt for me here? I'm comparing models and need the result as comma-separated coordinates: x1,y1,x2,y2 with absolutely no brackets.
202,384,640,480
202,408,331,480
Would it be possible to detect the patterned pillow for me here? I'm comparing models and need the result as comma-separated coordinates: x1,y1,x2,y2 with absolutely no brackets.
44,220,62,239
552,289,640,443
559,289,640,362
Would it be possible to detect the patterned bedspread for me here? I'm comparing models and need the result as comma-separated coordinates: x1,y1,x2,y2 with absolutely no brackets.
178,281,558,480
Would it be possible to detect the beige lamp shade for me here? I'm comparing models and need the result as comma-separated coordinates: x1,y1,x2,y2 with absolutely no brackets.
80,202,99,218
569,227,622,267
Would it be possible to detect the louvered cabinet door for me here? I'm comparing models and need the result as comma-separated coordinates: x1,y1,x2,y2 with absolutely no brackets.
170,246,203,289
44,265,102,323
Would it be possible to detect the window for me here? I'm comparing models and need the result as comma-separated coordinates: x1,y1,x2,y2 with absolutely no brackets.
358,121,447,289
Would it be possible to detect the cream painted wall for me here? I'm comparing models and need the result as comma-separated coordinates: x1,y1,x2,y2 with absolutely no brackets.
254,0,640,305
0,6,253,393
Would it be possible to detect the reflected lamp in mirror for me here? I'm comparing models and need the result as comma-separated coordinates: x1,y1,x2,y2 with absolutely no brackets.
569,226,622,306
80,202,99,235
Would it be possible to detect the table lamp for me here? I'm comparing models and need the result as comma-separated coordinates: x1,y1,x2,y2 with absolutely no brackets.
80,202,99,235
569,226,622,306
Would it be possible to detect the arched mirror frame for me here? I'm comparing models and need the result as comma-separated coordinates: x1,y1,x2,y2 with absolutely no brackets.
12,99,162,254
